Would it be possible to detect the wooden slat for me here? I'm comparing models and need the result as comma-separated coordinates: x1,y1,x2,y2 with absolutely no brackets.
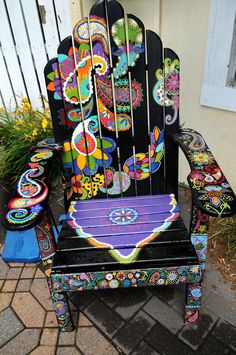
54,0,72,40
52,242,198,272
72,11,111,198
44,57,75,209
126,14,149,195
89,0,121,197
44,58,68,142
0,0,27,106
106,0,136,197
70,193,177,209
57,228,190,252
5,0,43,108
21,0,48,100
164,48,180,198
37,0,60,58
57,36,94,199
146,30,165,194
0,90,6,109
0,46,16,109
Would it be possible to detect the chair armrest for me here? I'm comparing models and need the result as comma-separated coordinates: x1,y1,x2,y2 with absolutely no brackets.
2,139,62,231
173,128,236,217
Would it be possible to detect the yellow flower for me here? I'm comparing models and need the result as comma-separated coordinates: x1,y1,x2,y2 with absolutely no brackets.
18,118,24,125
42,117,49,130
21,97,28,104
32,129,38,137
14,125,20,131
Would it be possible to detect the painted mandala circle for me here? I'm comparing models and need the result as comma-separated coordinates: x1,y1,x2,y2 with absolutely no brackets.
109,207,139,225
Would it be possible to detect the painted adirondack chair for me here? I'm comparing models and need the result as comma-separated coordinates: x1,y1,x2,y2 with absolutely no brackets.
3,0,236,332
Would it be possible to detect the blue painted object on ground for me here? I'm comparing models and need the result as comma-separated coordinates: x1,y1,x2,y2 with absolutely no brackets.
2,225,61,263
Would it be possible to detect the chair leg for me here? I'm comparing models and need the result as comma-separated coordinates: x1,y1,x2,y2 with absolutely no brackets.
50,291,74,332
184,282,202,324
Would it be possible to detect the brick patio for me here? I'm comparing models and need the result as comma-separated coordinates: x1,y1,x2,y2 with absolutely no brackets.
0,186,236,354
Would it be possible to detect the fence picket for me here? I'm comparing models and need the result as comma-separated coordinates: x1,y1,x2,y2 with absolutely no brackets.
21,0,49,100
0,0,27,106
0,47,16,110
0,0,72,110
54,0,72,40
37,0,60,59
5,0,43,108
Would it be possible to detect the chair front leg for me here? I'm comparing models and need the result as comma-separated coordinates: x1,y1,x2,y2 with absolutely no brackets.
185,203,209,324
185,282,202,324
190,203,209,271
50,290,74,332
35,206,74,331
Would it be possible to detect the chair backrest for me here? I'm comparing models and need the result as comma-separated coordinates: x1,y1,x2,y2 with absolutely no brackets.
44,0,180,206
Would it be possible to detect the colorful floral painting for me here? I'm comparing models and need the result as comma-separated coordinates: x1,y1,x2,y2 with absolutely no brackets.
45,14,168,200
153,57,180,125
177,129,235,217
51,265,201,292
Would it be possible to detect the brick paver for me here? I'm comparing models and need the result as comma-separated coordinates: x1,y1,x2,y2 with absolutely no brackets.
0,187,235,354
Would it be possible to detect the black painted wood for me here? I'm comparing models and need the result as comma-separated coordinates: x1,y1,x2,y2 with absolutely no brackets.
89,0,121,197
164,48,180,198
127,14,149,196
106,0,136,196
44,59,68,143
52,242,198,272
146,30,165,195
45,58,77,208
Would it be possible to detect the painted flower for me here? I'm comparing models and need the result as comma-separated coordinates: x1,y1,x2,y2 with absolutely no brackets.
190,151,214,166
191,265,200,273
122,279,131,287
165,70,179,94
62,136,116,176
54,301,66,316
57,107,77,129
109,279,119,288
167,271,178,283
30,204,43,213
99,279,108,288
116,271,126,281
191,171,205,181
198,225,207,234
106,273,113,281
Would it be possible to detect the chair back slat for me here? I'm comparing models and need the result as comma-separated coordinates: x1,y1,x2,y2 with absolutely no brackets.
89,1,123,197
57,36,95,199
106,0,136,197
45,58,79,207
146,30,165,195
164,48,180,198
72,15,111,199
45,59,69,143
124,14,150,196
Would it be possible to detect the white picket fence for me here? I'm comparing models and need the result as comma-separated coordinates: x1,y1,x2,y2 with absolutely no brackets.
0,0,72,110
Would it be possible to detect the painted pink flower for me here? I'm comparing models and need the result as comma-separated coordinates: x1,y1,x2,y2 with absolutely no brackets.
165,70,179,94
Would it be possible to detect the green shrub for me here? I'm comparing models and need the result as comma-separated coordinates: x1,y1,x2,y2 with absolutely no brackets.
0,98,53,182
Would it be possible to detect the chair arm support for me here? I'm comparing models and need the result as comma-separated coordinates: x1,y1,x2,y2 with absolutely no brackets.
173,128,236,217
2,139,62,231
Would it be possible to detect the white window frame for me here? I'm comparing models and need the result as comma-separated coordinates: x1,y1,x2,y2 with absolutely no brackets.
200,0,236,112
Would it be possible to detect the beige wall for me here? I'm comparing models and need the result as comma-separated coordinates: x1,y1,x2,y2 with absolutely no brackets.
69,0,236,190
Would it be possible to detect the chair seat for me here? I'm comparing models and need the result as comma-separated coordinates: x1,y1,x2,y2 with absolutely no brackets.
51,194,199,273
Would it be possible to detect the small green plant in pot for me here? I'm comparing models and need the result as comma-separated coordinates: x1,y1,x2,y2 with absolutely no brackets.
0,98,53,184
